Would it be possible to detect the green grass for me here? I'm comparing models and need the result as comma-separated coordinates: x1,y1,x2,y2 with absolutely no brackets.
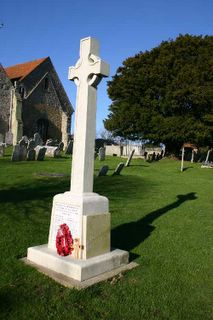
0,150,212,320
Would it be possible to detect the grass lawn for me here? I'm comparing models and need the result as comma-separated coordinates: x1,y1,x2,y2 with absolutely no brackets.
0,149,212,320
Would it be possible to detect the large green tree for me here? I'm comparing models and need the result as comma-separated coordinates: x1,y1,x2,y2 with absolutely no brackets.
104,34,213,152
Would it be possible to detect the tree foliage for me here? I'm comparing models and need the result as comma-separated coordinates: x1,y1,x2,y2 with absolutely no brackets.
104,34,213,152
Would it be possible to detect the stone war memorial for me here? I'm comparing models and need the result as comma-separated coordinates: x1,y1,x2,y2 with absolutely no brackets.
26,37,136,288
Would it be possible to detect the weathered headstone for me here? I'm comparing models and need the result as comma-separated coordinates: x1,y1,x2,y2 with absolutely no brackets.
125,149,135,167
0,145,5,157
27,149,36,161
27,37,129,285
22,135,28,143
65,140,73,155
36,147,46,161
191,150,194,163
0,134,4,144
34,132,42,146
45,146,61,158
19,137,28,148
27,139,36,150
147,154,152,162
151,152,156,161
113,162,125,175
98,165,109,176
205,149,212,163
19,145,27,161
11,145,20,161
98,147,105,161
58,142,64,151
46,138,54,146
156,153,160,161
181,147,185,172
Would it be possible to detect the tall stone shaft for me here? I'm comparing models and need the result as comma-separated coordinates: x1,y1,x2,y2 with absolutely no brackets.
68,37,109,194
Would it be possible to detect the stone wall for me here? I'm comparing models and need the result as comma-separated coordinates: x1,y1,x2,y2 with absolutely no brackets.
105,145,122,156
22,82,63,140
105,144,163,157
0,65,13,139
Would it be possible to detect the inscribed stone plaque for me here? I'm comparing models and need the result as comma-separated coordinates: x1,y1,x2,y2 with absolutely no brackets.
50,203,81,248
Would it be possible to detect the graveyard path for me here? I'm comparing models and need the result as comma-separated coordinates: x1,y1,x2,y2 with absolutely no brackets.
111,192,197,259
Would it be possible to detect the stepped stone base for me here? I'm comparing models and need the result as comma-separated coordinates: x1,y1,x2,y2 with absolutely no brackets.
27,244,130,283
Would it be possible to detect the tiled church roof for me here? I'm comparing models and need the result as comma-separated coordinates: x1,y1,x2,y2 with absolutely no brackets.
4,57,48,81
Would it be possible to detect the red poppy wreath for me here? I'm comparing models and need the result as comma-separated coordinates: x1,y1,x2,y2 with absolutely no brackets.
56,223,74,256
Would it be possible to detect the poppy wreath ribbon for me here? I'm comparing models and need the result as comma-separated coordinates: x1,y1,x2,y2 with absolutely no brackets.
56,223,73,256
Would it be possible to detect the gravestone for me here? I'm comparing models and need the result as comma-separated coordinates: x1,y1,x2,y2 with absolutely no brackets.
181,147,185,172
0,145,5,157
98,165,109,176
19,145,27,161
151,152,156,161
34,132,42,146
27,139,36,150
205,150,212,163
58,142,64,151
98,147,105,161
27,149,36,161
19,137,28,148
191,149,195,163
22,135,28,143
46,139,54,146
125,149,135,167
11,145,20,161
65,140,73,155
44,146,61,158
36,147,46,161
113,162,125,175
0,134,4,144
27,37,129,284
156,153,160,161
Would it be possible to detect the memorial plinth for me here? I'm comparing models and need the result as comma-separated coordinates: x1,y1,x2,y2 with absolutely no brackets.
48,192,110,260
26,37,131,286
27,190,129,282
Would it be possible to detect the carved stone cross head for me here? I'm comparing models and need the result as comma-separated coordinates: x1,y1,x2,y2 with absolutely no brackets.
68,37,109,87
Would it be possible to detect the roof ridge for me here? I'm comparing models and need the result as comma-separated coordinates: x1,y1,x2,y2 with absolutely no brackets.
4,57,48,70
4,57,49,80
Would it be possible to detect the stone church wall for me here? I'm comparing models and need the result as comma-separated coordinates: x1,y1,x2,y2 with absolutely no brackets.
22,80,62,140
0,66,13,139
21,58,72,142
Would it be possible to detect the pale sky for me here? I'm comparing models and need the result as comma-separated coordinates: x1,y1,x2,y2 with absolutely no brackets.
1,0,212,135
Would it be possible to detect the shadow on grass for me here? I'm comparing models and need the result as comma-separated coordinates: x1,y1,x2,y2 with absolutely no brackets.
94,175,151,201
111,192,197,260
0,179,70,204
127,164,150,167
183,166,194,171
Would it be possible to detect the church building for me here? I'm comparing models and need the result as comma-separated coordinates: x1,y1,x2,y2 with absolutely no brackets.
0,57,73,146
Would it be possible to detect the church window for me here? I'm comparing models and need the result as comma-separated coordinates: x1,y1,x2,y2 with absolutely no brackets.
19,86,25,98
44,77,49,90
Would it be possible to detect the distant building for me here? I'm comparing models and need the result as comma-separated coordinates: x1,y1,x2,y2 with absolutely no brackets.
0,57,73,146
